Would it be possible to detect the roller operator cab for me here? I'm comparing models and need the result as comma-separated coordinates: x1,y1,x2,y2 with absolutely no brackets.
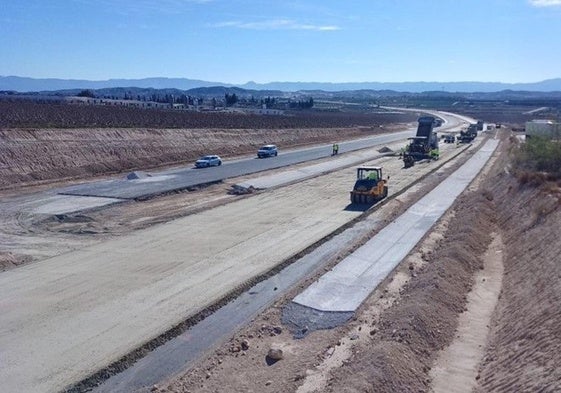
350,166,389,204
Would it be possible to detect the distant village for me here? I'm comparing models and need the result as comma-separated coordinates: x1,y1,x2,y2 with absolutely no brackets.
65,95,284,115
63,90,315,116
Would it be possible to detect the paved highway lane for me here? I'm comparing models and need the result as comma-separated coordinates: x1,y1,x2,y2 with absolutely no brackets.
59,129,416,200
59,110,470,200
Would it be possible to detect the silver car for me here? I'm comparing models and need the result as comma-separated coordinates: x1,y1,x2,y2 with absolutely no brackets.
257,144,278,158
195,155,222,168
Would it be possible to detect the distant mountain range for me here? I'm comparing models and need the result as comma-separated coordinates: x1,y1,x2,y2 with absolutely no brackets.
1,75,561,93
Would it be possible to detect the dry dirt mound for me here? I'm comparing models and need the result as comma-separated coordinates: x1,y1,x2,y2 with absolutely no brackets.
0,251,32,271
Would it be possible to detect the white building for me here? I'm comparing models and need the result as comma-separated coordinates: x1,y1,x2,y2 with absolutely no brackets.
525,120,561,139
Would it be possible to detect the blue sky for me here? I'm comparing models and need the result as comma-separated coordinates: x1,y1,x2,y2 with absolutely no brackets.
1,0,561,83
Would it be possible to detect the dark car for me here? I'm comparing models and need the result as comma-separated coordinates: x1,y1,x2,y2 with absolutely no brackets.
443,134,455,143
257,144,278,158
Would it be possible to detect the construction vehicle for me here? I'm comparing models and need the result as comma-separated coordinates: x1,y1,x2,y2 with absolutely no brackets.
443,134,455,143
403,116,440,168
457,124,478,143
350,166,388,204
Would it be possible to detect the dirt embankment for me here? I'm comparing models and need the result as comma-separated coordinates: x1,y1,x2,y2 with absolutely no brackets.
0,126,404,190
0,101,419,189
474,169,561,391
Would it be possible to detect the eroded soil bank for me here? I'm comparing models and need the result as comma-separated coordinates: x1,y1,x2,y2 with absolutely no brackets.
474,163,561,391
158,136,561,392
0,124,407,189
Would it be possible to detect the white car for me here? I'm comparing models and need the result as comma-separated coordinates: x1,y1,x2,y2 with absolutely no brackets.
195,155,222,168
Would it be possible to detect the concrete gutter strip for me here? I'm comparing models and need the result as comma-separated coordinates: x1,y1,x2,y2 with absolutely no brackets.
234,149,395,190
292,139,499,313
30,195,124,215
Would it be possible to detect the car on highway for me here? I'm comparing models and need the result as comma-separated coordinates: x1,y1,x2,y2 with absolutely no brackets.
257,144,278,158
195,155,222,168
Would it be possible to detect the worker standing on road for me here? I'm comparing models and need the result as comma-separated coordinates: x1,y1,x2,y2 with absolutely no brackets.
332,143,339,155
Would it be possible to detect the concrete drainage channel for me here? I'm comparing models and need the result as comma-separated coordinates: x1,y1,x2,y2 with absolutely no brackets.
64,138,491,393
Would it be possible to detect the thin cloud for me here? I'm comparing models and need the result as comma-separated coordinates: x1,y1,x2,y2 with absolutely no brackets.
212,19,340,31
73,0,213,15
529,0,561,6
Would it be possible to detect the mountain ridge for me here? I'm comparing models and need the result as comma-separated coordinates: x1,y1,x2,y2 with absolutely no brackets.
2,75,561,93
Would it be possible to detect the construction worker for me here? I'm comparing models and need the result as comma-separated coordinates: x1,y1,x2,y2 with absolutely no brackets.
367,171,378,180
332,143,339,155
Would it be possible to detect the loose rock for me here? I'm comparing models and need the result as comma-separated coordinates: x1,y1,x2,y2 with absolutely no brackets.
267,347,284,361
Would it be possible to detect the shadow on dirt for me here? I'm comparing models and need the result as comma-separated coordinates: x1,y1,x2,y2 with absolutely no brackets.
344,203,373,212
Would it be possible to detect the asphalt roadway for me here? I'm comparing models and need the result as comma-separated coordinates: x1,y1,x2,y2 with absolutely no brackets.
59,130,416,199
57,110,466,201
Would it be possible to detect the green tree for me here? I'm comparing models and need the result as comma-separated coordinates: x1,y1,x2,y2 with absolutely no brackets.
225,93,238,106
77,90,95,98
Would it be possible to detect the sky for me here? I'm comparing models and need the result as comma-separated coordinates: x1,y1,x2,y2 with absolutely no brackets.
1,0,561,84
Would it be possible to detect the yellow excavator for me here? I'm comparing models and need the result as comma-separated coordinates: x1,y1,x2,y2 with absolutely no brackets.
350,166,388,204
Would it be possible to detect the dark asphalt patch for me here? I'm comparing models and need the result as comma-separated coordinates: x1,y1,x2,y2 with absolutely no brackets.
282,302,354,338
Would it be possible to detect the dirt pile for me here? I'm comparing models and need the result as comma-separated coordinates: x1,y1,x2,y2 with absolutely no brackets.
0,126,398,189
0,251,32,271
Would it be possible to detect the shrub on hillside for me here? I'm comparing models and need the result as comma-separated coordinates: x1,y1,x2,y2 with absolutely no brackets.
512,136,561,182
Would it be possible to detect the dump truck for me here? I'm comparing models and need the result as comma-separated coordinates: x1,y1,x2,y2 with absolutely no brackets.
403,116,440,168
350,166,388,204
457,124,478,143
